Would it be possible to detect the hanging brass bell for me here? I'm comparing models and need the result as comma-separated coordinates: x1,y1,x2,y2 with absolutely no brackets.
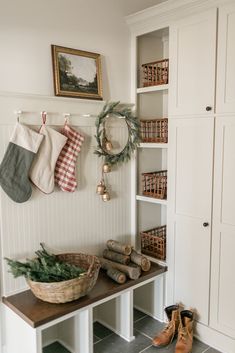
102,190,110,202
102,163,111,173
105,140,113,151
96,180,105,195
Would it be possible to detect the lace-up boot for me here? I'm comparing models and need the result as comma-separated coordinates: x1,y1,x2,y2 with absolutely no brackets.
175,309,194,353
152,305,179,347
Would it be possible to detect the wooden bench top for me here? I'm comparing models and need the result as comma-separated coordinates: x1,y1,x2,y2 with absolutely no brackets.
2,262,167,328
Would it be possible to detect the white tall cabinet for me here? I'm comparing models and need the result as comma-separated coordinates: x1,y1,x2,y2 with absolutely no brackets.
210,2,235,340
168,7,217,326
127,1,235,352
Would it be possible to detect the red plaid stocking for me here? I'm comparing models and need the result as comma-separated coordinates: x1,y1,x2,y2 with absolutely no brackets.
55,124,84,192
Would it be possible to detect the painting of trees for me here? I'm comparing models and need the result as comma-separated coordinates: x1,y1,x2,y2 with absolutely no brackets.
58,54,98,94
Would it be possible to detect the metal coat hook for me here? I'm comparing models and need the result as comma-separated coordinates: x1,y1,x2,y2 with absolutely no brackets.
41,111,47,124
63,113,71,125
14,110,23,122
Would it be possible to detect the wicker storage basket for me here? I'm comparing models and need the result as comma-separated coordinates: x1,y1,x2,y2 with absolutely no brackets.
142,59,169,87
142,170,167,199
27,253,100,304
140,225,166,260
140,118,168,143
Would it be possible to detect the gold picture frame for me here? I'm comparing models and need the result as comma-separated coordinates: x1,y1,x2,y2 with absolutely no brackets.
51,45,103,100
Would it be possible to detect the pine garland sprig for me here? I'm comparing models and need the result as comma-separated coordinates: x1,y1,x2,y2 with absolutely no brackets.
5,243,86,283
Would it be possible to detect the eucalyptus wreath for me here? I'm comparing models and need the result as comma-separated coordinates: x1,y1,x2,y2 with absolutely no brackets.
94,102,140,166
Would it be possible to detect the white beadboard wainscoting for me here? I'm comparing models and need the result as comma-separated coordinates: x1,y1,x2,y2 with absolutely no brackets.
0,92,132,296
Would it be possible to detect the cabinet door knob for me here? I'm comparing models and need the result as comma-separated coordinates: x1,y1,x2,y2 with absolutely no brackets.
206,106,212,111
203,222,209,227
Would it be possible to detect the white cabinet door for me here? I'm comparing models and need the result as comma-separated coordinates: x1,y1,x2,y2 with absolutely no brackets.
216,3,235,114
169,9,216,117
210,117,235,338
168,118,214,325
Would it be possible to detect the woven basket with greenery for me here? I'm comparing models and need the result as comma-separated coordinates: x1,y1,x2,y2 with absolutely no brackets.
28,253,100,303
5,245,101,304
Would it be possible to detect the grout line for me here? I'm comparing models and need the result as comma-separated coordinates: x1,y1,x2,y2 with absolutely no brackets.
93,338,102,345
139,344,153,353
103,332,114,339
134,314,148,323
94,332,114,344
202,348,210,353
135,328,153,341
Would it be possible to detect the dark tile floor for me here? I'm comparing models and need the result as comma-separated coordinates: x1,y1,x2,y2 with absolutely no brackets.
43,309,222,353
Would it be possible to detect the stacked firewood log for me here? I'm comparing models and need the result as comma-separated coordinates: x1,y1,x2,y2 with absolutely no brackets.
99,240,151,284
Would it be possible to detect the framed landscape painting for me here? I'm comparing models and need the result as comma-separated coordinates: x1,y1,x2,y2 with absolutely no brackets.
51,45,103,100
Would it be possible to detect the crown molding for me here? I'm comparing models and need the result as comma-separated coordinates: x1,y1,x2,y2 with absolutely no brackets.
126,0,230,34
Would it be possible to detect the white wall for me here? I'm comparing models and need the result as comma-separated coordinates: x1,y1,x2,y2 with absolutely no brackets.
0,0,139,295
0,0,132,102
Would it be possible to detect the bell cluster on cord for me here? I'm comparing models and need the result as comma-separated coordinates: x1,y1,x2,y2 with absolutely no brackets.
96,130,113,202
0,111,84,203
96,159,112,202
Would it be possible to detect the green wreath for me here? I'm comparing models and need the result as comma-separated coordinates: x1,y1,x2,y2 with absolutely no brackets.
94,102,140,166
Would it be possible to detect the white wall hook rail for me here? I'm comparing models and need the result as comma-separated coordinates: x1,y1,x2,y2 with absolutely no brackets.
63,113,71,125
14,110,23,122
41,111,47,124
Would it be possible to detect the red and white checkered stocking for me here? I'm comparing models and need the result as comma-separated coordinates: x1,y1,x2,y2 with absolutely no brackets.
55,124,84,192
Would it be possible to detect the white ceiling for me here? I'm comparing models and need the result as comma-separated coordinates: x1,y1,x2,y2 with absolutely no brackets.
118,0,167,16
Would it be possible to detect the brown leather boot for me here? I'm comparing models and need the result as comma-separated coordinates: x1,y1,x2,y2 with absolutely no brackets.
152,305,179,347
175,309,194,353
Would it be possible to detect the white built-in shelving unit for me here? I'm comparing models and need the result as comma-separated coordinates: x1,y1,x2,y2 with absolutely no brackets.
131,27,169,266
129,24,169,320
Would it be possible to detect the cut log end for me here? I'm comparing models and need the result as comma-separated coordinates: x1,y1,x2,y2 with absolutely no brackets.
106,239,132,256
107,267,127,284
130,250,151,272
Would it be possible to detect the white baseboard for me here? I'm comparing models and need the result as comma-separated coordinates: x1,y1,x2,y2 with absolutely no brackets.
57,339,75,353
95,319,135,342
42,339,74,353
195,322,235,353
42,337,59,348
134,304,165,323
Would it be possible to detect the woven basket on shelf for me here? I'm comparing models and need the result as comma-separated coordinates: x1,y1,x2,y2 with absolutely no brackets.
142,170,167,199
140,118,168,143
140,225,166,261
27,253,100,304
142,59,169,87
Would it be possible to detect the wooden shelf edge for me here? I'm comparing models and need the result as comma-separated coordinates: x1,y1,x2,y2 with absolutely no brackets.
138,143,168,149
137,84,169,94
136,195,167,205
142,254,167,267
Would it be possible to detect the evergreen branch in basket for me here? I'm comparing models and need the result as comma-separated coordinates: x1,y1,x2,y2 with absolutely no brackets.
5,243,86,283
